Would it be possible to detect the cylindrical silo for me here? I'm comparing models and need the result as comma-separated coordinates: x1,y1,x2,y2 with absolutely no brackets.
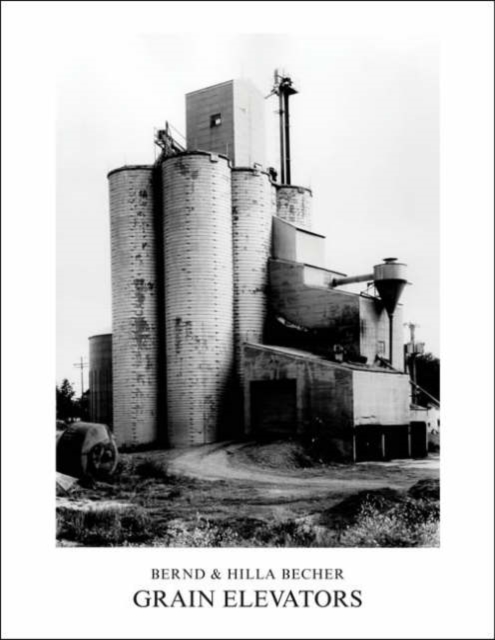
232,167,273,381
88,332,113,426
276,185,313,229
162,152,233,447
109,166,161,447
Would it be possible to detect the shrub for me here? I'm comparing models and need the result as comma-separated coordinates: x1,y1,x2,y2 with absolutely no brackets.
317,488,407,530
338,498,439,548
408,478,440,501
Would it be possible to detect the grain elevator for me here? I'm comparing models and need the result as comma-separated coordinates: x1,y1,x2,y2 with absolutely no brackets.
91,73,423,461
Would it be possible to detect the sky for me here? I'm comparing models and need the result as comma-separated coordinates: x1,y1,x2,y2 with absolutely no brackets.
57,34,439,393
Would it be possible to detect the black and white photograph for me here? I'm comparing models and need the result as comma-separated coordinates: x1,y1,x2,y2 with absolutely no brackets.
54,33,440,549
2,2,494,638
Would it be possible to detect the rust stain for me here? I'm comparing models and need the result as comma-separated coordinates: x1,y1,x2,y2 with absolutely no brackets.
133,279,146,307
133,316,150,347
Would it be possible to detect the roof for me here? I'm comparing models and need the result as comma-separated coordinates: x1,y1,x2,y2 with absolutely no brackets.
185,79,234,96
244,343,404,374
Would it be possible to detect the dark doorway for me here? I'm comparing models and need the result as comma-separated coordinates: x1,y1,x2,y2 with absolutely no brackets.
410,421,428,458
251,379,297,436
355,426,384,461
383,425,410,459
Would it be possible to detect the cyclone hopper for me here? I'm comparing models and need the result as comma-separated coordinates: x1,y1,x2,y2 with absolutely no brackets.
373,258,408,364
330,257,408,365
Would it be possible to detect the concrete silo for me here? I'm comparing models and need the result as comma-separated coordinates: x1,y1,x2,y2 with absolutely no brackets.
231,167,273,381
276,185,313,229
88,332,113,426
108,166,161,447
162,152,234,446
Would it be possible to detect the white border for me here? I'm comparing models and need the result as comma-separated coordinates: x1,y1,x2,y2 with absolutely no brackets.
2,2,494,638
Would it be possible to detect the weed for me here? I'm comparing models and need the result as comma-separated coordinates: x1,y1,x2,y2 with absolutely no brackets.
56,505,157,546
162,519,243,547
337,498,439,547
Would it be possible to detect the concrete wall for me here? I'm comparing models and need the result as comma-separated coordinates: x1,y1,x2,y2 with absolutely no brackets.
243,344,354,437
109,166,160,447
186,79,265,167
353,369,410,426
276,185,313,229
162,152,234,447
88,333,113,426
359,297,404,370
243,344,412,461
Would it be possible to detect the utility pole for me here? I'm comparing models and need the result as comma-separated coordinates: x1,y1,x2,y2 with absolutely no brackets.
73,356,89,396
404,321,419,344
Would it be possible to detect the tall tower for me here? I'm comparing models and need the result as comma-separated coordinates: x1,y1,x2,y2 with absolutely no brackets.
108,166,161,447
162,152,234,446
186,79,266,167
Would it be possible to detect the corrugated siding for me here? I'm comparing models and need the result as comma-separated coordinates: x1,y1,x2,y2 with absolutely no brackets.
109,167,160,446
162,153,234,446
232,168,272,382
88,334,113,426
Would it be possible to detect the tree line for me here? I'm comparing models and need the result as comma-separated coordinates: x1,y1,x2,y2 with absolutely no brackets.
56,379,90,423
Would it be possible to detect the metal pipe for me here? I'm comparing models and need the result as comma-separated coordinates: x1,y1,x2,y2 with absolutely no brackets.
279,91,285,184
283,89,291,184
389,313,394,365
331,273,373,287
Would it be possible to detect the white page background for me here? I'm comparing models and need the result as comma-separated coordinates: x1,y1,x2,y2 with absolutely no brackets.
2,2,493,638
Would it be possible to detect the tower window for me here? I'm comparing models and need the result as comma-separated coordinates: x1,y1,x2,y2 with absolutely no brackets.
210,113,222,127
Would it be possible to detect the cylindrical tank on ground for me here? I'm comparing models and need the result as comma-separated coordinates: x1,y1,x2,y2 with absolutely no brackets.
232,167,273,381
276,185,313,229
108,166,161,447
88,332,113,426
162,152,233,447
56,422,118,479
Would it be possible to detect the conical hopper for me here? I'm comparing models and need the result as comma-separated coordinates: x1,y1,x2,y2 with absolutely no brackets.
373,258,408,317
374,279,407,317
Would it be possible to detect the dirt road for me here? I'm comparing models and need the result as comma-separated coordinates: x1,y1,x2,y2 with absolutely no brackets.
149,441,439,500
57,441,440,546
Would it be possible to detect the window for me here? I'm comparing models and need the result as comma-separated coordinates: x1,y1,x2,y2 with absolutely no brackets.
377,340,386,355
210,113,222,127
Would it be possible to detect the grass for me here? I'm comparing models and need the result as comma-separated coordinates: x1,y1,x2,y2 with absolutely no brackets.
56,452,440,548
56,505,156,546
57,489,440,548
133,458,177,483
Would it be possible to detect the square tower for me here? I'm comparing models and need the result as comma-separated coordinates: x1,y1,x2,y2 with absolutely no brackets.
186,79,266,167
